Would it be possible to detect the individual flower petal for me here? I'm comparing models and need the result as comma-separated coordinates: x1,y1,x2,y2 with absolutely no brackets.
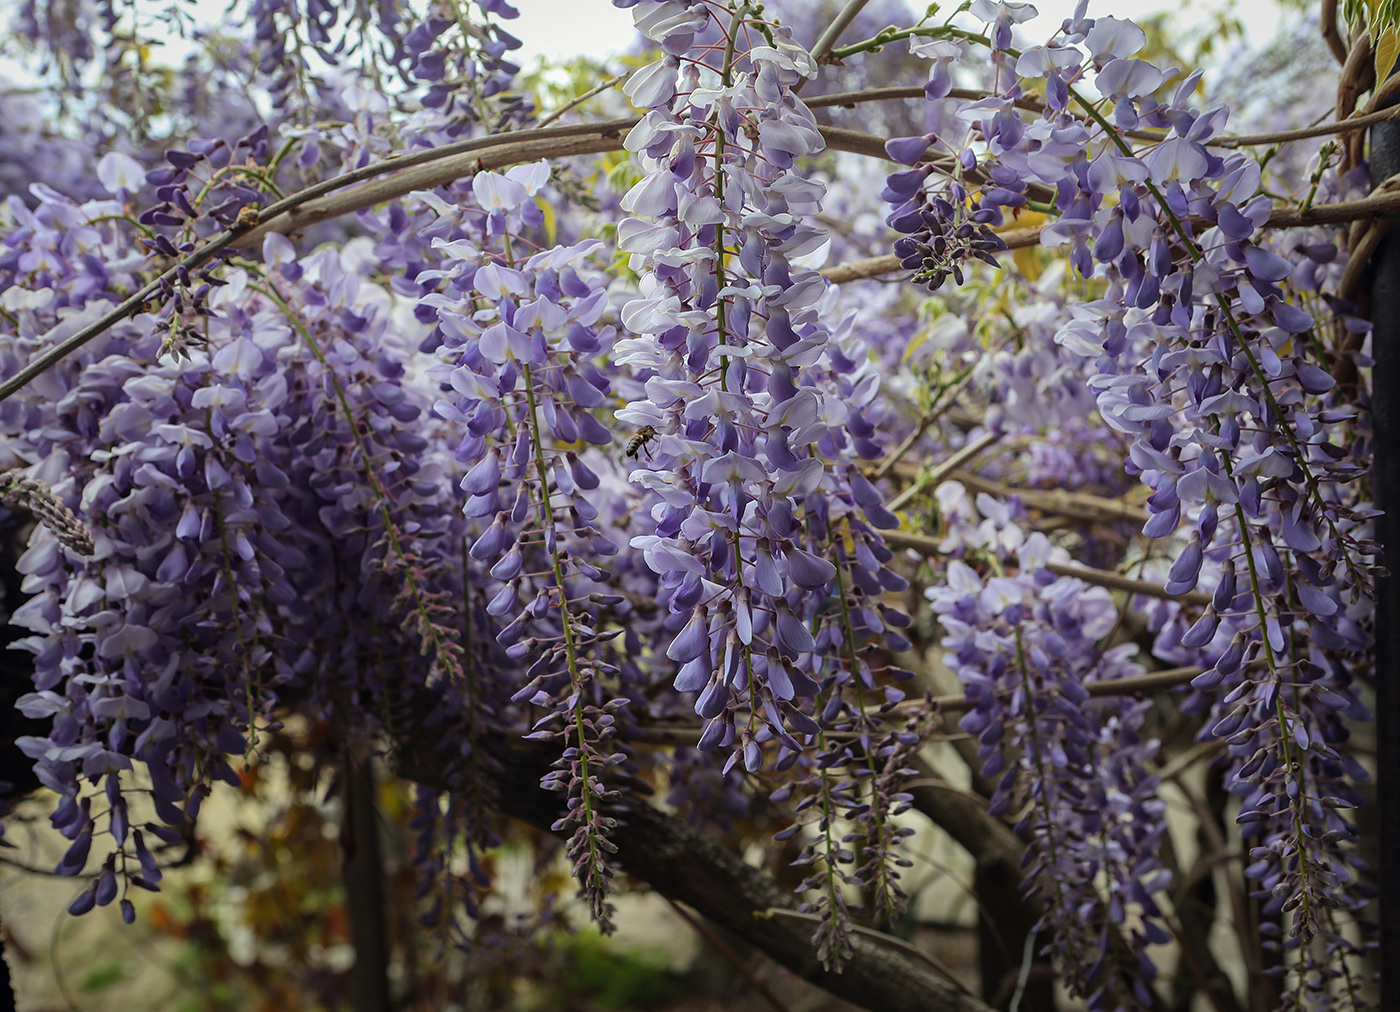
783,547,836,589
667,609,711,664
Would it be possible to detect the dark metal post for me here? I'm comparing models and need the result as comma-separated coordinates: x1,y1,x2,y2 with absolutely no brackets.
1369,106,1400,1007
344,757,390,1012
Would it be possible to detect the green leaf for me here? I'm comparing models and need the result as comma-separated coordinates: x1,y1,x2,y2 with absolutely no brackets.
79,961,126,992
1378,26,1400,84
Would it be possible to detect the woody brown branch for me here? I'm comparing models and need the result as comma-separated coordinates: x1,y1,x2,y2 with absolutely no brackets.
392,723,996,1012
9,91,1397,404
878,457,1152,526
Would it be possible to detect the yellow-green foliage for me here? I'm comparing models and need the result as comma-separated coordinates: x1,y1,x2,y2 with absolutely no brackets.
1344,0,1400,79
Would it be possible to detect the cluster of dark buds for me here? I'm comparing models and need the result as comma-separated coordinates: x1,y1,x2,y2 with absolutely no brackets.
154,268,229,360
891,186,1007,291
139,127,272,232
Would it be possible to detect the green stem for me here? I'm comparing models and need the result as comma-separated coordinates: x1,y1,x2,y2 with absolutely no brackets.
1298,142,1337,215
83,213,155,238
829,25,947,61
1229,497,1317,979
713,4,752,392
833,530,897,923
268,135,300,175
1012,630,1072,924
812,728,850,968
211,486,260,761
521,360,608,918
192,163,287,208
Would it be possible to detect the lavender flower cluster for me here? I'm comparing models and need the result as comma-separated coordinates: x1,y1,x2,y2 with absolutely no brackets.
880,1,1376,1003
929,527,1169,1004
0,172,476,922
418,164,631,927
608,0,932,962
0,1,1384,1007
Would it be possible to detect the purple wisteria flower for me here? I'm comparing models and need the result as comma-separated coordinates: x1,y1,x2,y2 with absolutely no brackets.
888,3,1377,1003
929,518,1171,1005
611,0,919,965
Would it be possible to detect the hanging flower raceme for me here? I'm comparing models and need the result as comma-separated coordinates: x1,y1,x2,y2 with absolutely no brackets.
928,524,1171,1006
0,179,476,920
610,0,919,963
0,0,1387,1001
884,3,1376,1003
419,163,630,929
613,0,900,759
241,0,526,119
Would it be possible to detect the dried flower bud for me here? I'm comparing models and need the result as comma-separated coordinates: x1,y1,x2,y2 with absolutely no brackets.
0,472,93,555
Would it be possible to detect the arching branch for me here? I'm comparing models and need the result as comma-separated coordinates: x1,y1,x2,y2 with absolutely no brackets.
392,726,994,1012
824,184,1400,286
6,89,1397,405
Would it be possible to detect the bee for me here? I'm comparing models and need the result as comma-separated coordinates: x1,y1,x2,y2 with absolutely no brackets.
625,425,658,460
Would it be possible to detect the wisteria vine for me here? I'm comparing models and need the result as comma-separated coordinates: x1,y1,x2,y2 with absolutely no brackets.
0,0,1386,1008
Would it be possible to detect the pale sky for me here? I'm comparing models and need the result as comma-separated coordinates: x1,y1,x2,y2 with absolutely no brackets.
510,0,1296,64
0,0,1316,93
